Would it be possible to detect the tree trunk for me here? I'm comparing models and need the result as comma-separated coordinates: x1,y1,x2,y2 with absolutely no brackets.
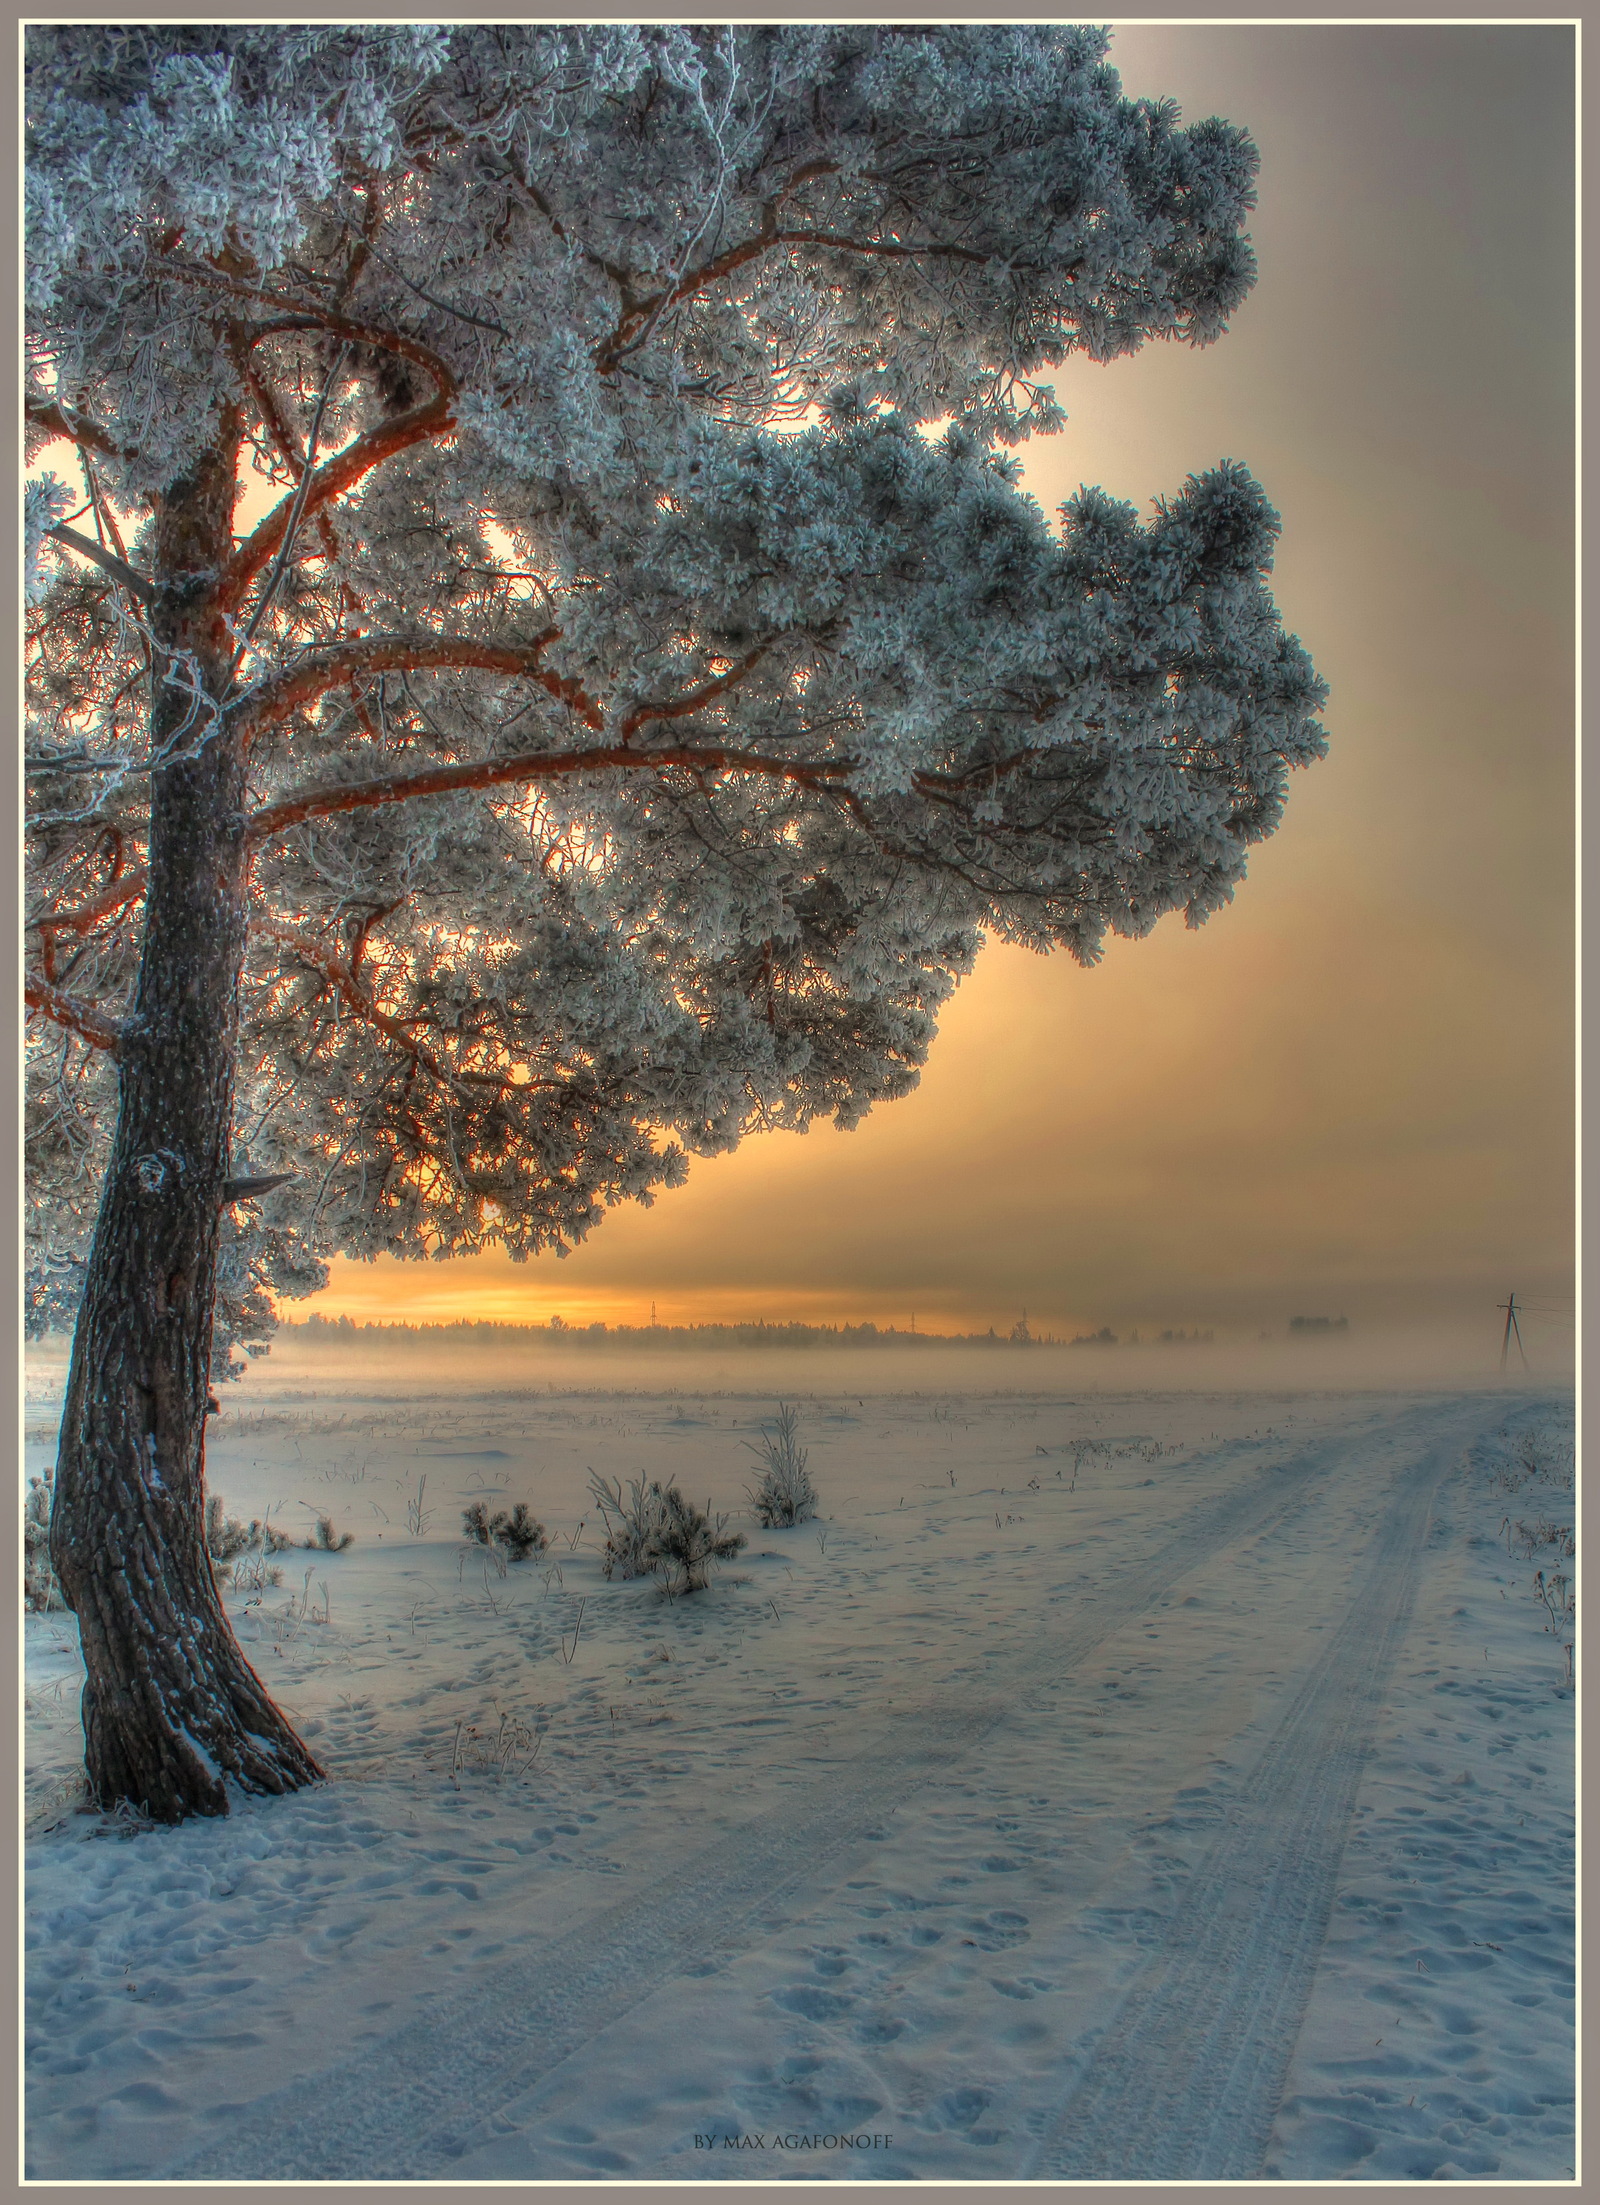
50,439,322,1822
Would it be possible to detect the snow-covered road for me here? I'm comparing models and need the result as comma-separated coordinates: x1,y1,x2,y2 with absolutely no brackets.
1033,1412,1462,2177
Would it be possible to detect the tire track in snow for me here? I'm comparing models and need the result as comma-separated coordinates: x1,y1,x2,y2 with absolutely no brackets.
174,1401,1460,2181
1028,1417,1471,2181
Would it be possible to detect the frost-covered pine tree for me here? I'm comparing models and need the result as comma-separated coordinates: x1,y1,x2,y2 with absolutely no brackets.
25,25,1326,1819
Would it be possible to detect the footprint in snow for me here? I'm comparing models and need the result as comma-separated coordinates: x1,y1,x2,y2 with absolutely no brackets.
810,1952,852,1978
770,1984,857,2020
934,2085,991,2130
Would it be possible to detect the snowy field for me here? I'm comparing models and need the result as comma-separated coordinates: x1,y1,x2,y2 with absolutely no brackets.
24,1371,1574,2182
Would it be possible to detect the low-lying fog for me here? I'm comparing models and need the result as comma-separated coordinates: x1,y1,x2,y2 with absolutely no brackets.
27,1314,1566,1414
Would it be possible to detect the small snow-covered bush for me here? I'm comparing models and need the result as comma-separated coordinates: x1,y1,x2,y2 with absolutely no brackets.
495,1503,546,1560
644,1487,746,1596
462,1500,548,1561
1487,1421,1577,1683
24,1472,64,1612
303,1513,354,1553
587,1470,672,1580
205,1497,293,1591
745,1403,817,1527
205,1495,256,1561
1518,1428,1574,1490
1492,1424,1575,1496
232,1551,285,1594
1502,1514,1574,1563
586,1471,745,1589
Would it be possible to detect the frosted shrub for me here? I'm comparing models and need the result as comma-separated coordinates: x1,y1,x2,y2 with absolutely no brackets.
303,1513,354,1552
586,1471,744,1589
499,1504,547,1560
205,1495,256,1562
1502,1515,1574,1563
1490,1424,1576,1498
1517,1428,1574,1491
231,1551,284,1595
1487,1422,1577,1683
1534,1567,1575,1631
645,1488,746,1596
205,1497,294,1590
246,1517,297,1555
24,1472,64,1613
462,1500,548,1561
746,1404,817,1527
587,1470,673,1581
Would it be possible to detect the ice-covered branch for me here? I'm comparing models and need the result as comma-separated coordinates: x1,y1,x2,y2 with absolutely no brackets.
591,149,1076,376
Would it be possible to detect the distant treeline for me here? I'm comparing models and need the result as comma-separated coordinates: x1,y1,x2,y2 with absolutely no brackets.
278,1312,1189,1352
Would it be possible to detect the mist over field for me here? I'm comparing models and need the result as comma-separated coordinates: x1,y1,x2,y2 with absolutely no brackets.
26,1311,1567,1416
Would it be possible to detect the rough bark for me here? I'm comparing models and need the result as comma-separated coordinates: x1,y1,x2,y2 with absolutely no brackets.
49,433,323,1822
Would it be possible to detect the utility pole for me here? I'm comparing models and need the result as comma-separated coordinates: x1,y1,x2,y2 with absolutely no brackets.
1499,1290,1529,1375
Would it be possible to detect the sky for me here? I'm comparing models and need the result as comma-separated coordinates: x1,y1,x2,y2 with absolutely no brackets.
273,26,1574,1359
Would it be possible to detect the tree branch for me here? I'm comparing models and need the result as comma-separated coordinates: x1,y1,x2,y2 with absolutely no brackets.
238,349,345,574
27,400,118,457
244,740,853,845
361,237,511,338
222,1172,296,1205
25,977,125,1056
253,918,509,1092
491,146,638,293
220,390,456,616
226,342,350,677
150,261,460,613
618,642,773,740
155,257,457,390
348,897,406,983
778,227,994,266
43,524,155,605
30,869,149,938
593,169,1007,373
80,447,133,570
231,629,598,746
594,160,844,369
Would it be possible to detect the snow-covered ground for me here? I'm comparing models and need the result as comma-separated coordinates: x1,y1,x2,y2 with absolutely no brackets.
23,1377,1574,2181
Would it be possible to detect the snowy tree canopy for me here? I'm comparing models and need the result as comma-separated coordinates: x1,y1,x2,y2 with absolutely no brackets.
25,23,1326,1341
